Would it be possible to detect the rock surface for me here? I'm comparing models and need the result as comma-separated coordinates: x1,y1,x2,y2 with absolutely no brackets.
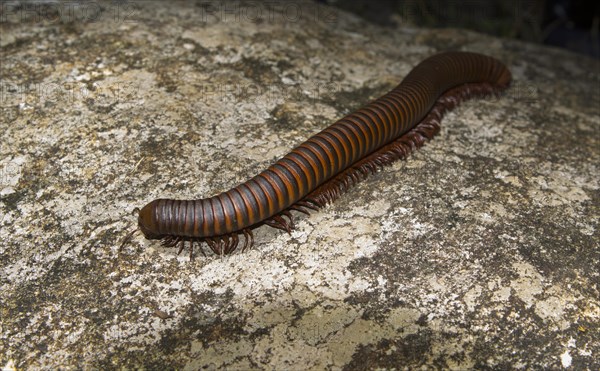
1,1,598,369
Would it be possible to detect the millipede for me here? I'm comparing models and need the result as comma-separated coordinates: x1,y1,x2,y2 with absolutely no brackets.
121,51,511,258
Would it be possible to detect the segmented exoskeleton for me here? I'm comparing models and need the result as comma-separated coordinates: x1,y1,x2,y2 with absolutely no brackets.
121,51,511,258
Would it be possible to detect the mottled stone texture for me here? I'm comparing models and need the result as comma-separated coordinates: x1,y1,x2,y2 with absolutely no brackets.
1,1,598,369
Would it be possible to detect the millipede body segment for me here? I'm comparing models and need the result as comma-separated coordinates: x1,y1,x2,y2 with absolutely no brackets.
125,51,511,258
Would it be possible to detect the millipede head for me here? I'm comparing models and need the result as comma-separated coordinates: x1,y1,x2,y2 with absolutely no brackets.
138,200,162,240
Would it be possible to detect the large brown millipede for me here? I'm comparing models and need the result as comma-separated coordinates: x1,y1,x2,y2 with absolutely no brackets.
121,51,511,258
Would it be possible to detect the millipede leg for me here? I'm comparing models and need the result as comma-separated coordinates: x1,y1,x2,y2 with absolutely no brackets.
241,229,250,252
230,234,239,254
197,241,207,257
206,238,217,255
281,210,294,230
265,215,291,233
218,237,224,256
290,204,310,215
296,200,319,211
242,229,254,252
223,235,232,255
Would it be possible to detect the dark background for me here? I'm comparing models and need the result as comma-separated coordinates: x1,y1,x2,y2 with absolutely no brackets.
317,0,600,59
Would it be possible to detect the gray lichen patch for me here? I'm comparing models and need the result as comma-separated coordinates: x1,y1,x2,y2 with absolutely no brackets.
1,1,598,370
